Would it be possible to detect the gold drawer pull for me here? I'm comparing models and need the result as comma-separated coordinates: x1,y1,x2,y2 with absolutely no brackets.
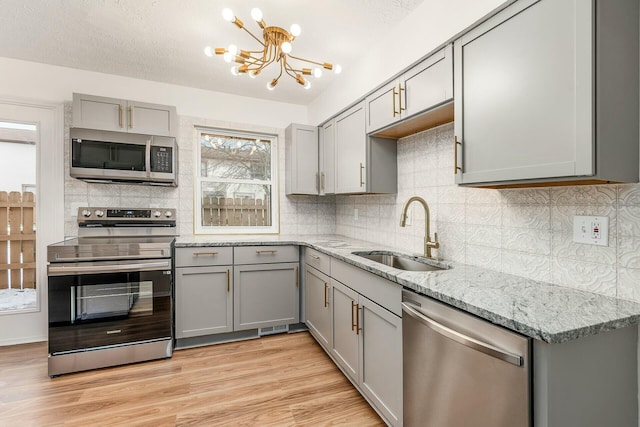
256,249,278,254
194,252,219,256
309,254,321,260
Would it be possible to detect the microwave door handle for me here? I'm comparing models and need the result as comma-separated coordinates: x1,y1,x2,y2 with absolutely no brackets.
146,140,151,178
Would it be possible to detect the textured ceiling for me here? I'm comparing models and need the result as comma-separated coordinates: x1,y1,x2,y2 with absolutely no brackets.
0,0,424,105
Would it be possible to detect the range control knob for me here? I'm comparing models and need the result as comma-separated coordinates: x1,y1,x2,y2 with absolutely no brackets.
153,210,162,218
164,211,173,218
81,209,92,218
95,210,104,218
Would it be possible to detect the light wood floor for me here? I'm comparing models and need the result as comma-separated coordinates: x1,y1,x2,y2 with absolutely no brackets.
0,332,384,426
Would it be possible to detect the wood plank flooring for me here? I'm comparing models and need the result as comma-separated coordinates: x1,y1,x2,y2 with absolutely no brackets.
0,332,384,426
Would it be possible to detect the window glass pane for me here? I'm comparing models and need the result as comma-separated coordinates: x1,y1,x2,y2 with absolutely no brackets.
200,132,271,181
200,182,272,227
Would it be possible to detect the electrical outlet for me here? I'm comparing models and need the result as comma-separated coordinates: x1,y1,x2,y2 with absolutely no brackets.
573,216,609,246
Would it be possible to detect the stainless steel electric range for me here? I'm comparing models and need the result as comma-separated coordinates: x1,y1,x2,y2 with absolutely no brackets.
46,207,177,377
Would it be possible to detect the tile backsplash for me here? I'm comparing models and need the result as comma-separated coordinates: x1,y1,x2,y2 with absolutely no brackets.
63,104,336,238
336,122,640,303
62,103,639,303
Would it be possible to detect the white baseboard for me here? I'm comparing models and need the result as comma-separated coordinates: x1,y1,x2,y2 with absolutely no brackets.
0,335,47,346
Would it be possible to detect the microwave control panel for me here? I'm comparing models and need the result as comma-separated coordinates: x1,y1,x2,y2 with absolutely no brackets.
150,146,173,173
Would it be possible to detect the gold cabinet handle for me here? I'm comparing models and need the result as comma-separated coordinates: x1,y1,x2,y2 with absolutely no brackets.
323,283,328,308
295,266,299,288
356,303,362,335
316,172,320,192
226,269,230,293
398,83,405,112
359,163,365,188
454,136,462,174
256,249,278,254
392,86,399,117
194,251,219,256
351,300,357,332
321,172,325,191
118,105,124,128
128,106,133,128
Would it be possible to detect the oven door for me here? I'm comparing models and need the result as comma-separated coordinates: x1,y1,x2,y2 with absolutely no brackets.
47,259,172,354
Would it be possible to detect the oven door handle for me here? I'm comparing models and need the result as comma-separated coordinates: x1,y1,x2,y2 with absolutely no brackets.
48,260,171,276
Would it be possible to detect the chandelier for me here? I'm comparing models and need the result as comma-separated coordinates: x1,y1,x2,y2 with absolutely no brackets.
204,7,342,91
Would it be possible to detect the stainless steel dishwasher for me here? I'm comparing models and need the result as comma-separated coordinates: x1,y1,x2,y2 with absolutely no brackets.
402,289,531,427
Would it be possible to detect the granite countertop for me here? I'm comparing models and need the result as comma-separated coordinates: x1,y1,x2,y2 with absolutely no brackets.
175,234,640,344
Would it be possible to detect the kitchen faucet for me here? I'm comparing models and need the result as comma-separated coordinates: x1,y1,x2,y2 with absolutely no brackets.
400,196,439,258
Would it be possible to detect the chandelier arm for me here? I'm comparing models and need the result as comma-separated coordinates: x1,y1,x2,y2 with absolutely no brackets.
286,54,327,67
240,26,266,47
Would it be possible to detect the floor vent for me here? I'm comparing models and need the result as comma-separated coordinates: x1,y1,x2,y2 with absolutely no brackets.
259,325,289,336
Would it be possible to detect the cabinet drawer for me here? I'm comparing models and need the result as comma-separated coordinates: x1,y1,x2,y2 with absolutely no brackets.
332,258,402,316
304,247,331,275
234,245,299,265
175,247,233,267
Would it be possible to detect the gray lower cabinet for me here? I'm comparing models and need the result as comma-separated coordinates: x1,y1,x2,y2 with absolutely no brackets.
233,262,300,331
304,264,332,350
175,266,232,338
330,278,403,427
453,0,638,186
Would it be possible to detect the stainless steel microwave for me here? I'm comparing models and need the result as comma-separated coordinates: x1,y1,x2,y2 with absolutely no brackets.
70,128,177,186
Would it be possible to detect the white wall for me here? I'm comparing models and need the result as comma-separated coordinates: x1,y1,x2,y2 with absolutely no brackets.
0,142,36,192
0,57,308,129
307,0,508,125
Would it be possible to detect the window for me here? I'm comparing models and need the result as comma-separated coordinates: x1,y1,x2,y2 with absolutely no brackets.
195,127,278,234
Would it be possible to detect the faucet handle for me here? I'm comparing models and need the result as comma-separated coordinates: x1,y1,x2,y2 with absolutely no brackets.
428,232,440,249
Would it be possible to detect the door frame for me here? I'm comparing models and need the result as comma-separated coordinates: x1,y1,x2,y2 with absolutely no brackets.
0,97,64,345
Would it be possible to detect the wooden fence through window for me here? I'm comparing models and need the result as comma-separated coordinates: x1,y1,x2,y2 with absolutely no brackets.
0,191,36,289
202,197,270,227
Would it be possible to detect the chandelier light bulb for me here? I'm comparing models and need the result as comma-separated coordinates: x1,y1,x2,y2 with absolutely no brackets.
250,8,263,22
334,64,342,74
249,70,259,79
267,79,278,91
290,24,301,37
281,42,292,54
227,44,238,55
313,68,322,78
223,52,233,63
204,46,213,57
222,8,235,22
231,66,240,76
303,80,311,89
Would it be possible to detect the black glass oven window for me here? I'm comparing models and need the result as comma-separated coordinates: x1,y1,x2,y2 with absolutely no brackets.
74,281,153,321
72,139,146,171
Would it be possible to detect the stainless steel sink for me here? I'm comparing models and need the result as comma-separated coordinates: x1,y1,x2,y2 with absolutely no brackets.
352,251,450,272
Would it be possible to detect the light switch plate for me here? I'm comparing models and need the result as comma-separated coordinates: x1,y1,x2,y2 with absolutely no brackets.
573,216,609,246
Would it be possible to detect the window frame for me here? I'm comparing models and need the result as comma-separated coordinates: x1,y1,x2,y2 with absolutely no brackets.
194,126,279,235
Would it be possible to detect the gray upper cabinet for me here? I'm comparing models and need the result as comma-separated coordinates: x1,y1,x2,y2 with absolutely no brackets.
454,0,639,187
285,124,319,195
319,120,336,195
366,45,453,136
72,93,178,137
334,101,397,194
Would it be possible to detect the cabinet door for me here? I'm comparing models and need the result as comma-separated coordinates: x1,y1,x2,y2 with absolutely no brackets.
127,100,177,137
331,279,360,383
319,120,336,194
72,93,127,132
305,265,332,350
454,0,593,185
175,266,232,338
234,263,299,331
365,80,400,134
285,124,319,195
402,44,453,119
334,102,366,194
359,296,403,427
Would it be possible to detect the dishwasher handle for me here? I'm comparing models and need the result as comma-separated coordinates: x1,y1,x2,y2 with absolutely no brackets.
402,301,523,367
